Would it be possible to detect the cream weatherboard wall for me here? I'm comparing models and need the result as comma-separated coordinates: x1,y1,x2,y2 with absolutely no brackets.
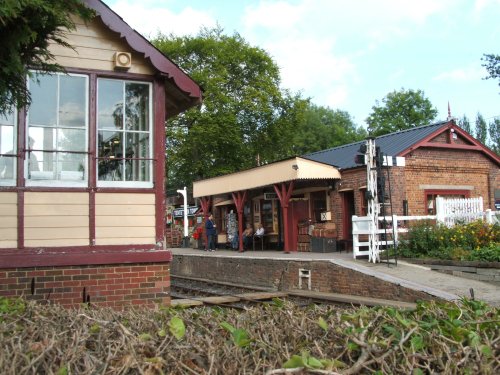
95,193,155,245
24,192,89,247
0,193,17,248
48,15,155,74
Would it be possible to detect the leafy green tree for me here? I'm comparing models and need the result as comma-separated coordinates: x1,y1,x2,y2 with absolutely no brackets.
291,104,366,154
475,112,488,144
488,118,500,154
0,0,94,114
366,88,438,136
458,114,472,134
482,53,500,91
153,27,307,188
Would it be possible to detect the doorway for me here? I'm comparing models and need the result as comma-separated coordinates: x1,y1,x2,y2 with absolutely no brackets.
342,190,355,241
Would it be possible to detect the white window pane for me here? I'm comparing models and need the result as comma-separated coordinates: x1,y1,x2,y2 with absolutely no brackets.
28,151,52,180
1,125,14,154
125,83,149,131
98,79,123,130
29,75,57,126
125,159,150,182
29,127,55,151
0,155,16,180
98,130,123,181
58,153,85,180
27,73,88,184
59,75,86,127
0,110,14,125
126,132,149,159
58,128,86,152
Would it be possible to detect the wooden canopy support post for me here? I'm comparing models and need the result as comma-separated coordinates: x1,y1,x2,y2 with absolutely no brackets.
232,191,247,252
198,197,211,219
198,197,211,250
274,181,295,253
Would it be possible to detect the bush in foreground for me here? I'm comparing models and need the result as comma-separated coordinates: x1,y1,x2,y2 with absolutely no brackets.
0,297,499,374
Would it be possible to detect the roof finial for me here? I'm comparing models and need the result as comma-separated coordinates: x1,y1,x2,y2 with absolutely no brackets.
447,101,452,121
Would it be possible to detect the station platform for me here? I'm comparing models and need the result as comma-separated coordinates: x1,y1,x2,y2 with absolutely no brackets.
169,247,500,307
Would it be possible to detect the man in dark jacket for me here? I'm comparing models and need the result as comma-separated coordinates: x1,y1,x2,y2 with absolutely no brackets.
205,214,217,251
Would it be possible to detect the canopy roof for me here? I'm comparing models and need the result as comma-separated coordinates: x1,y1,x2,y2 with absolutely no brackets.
193,157,340,198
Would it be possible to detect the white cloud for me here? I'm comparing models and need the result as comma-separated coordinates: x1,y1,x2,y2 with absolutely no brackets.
433,66,485,82
108,0,217,37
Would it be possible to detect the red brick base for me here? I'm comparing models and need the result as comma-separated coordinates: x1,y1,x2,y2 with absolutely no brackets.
0,263,170,309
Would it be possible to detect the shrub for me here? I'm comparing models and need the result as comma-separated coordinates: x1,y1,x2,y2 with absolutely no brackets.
398,220,499,261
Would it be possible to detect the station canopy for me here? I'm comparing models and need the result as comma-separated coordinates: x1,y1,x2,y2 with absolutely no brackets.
193,157,341,198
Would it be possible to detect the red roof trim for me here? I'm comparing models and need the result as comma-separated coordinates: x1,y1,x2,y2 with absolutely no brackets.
84,0,202,102
399,120,500,165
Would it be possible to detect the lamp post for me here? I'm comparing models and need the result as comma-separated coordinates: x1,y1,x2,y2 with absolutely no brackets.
176,186,189,248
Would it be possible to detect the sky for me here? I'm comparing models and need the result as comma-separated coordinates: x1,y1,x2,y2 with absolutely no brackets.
103,0,500,128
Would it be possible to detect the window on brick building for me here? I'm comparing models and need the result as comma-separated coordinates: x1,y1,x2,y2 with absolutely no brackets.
311,191,328,222
425,189,470,215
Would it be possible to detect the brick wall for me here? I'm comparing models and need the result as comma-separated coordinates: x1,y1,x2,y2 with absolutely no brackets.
328,147,498,236
172,255,435,303
0,263,170,309
404,149,498,215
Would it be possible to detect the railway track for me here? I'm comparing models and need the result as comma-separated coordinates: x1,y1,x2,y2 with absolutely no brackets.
170,275,416,309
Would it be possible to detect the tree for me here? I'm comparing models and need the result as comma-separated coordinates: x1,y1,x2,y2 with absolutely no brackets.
291,104,366,155
0,0,94,114
153,27,307,188
458,114,472,134
475,112,488,144
488,118,500,154
366,88,438,136
482,53,500,91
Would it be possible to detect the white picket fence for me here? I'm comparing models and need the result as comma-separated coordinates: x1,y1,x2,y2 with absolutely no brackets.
352,197,498,259
436,196,484,226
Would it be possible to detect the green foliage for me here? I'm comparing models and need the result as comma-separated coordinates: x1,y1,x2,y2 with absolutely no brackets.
282,298,499,374
153,27,298,188
0,297,26,321
1,298,498,373
283,351,326,370
317,316,328,332
482,53,500,92
152,27,363,189
0,0,94,114
475,112,488,144
458,114,472,134
398,220,500,261
220,321,251,347
168,316,186,340
366,88,438,137
488,118,500,154
290,104,366,155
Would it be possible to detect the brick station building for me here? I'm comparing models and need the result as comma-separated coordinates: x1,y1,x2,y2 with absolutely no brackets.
194,120,499,252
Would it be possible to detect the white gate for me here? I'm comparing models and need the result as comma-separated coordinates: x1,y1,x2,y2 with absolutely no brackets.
436,196,483,226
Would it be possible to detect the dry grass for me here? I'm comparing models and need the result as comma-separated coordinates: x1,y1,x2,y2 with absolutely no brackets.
0,297,498,374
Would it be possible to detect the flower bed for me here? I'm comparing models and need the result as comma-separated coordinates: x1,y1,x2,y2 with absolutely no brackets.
397,220,500,262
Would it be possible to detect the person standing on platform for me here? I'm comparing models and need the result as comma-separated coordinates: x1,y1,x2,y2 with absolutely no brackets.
205,214,217,252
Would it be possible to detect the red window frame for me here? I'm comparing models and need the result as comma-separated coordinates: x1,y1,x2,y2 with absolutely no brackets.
424,189,470,215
